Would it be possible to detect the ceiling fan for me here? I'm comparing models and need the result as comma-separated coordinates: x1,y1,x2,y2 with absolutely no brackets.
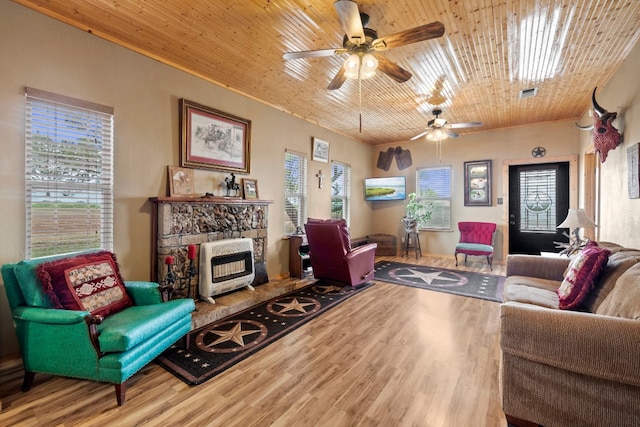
410,108,483,141
282,0,445,90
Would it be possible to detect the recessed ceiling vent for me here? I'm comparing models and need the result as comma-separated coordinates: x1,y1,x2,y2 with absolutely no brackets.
519,87,538,99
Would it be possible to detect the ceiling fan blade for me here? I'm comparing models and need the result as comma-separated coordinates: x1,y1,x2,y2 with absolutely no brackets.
447,121,483,129
410,130,430,141
334,0,365,45
283,48,346,60
375,54,412,83
444,129,459,138
328,67,347,90
372,21,445,50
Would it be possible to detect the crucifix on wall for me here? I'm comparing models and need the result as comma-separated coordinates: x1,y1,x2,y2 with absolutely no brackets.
315,170,325,189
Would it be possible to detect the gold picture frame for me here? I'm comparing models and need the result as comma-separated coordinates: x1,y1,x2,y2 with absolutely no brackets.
168,166,195,197
242,178,259,199
179,98,251,173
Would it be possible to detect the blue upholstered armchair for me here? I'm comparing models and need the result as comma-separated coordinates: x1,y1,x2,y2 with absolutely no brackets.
1,251,195,406
454,221,497,270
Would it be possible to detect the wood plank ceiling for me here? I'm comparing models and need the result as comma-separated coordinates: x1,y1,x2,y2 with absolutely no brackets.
14,0,640,145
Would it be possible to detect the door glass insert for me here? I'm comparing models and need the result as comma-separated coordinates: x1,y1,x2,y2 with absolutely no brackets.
519,168,557,233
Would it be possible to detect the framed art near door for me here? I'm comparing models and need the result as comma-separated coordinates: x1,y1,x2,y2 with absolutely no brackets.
464,160,492,206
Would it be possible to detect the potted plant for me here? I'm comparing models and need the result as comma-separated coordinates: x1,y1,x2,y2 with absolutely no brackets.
402,192,432,232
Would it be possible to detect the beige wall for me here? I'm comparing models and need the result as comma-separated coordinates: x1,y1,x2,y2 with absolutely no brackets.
0,1,373,356
370,121,580,261
577,40,640,248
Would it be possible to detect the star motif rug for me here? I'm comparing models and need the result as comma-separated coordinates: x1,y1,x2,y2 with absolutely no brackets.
156,282,372,385
374,261,505,302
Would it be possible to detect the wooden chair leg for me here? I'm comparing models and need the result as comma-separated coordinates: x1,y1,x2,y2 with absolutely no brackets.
115,382,127,406
488,255,493,271
22,371,35,392
184,332,191,350
454,253,459,266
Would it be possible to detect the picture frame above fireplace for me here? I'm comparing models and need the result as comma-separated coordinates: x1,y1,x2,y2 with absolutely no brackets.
242,178,259,199
179,99,251,173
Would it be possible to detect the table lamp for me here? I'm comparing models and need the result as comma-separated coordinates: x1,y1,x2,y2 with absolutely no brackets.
556,208,598,255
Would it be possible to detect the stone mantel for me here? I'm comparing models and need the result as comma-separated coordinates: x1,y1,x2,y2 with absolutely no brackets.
149,197,273,297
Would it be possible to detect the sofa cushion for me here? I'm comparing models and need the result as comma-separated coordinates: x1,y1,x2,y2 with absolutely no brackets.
97,299,195,352
583,252,640,312
595,263,640,320
502,279,560,308
557,242,611,310
37,251,133,317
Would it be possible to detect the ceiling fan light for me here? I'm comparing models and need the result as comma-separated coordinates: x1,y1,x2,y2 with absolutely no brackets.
426,128,447,141
343,54,360,79
360,53,378,79
434,117,447,127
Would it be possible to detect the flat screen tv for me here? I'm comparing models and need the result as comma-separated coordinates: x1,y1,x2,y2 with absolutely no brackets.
364,176,406,201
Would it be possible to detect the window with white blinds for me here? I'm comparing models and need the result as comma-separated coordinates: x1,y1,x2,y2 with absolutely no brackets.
331,161,351,225
284,150,307,235
416,165,452,230
25,88,114,258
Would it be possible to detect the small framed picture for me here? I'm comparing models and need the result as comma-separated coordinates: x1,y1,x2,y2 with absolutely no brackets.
312,137,329,163
168,166,196,197
242,178,259,199
464,160,492,206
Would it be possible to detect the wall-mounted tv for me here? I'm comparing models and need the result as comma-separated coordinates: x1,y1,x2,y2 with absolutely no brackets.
364,176,406,201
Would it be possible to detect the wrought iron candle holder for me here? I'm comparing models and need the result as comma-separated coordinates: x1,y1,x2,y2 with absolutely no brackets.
162,245,198,300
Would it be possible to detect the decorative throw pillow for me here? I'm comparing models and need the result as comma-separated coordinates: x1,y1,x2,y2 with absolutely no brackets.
37,251,133,317
557,241,611,310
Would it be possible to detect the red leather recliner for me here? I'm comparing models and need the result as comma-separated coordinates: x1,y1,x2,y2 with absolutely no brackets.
304,218,377,286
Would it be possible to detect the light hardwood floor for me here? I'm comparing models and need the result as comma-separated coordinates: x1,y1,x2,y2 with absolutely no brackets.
0,255,508,427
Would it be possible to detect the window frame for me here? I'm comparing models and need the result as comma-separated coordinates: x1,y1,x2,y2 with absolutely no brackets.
25,88,114,259
284,150,308,235
330,160,351,226
415,165,452,231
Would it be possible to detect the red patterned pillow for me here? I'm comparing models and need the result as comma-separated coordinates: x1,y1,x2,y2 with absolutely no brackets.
557,241,611,310
37,251,133,317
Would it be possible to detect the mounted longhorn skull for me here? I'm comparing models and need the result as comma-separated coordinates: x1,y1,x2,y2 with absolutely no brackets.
576,87,623,162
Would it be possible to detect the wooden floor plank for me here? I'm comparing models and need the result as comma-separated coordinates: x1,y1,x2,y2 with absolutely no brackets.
0,256,507,426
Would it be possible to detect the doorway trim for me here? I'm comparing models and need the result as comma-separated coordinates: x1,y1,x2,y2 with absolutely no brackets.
502,155,578,258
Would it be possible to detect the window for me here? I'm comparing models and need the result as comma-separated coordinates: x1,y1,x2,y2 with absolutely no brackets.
25,88,114,258
284,150,307,234
331,161,351,225
416,165,452,230
519,167,558,232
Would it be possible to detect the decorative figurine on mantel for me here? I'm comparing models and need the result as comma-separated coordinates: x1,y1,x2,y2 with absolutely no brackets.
224,173,241,197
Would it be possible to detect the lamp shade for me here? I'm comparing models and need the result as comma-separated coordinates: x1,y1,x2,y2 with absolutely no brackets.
557,208,598,229
426,128,447,141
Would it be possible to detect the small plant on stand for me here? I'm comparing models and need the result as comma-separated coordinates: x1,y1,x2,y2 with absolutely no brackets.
402,192,432,232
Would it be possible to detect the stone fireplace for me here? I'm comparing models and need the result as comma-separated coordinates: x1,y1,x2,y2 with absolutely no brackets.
150,196,272,298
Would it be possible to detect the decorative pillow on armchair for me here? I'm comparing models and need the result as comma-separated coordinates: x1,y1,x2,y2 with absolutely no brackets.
37,251,133,317
557,241,611,310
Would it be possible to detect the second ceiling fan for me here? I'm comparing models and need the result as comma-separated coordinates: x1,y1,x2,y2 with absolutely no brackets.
282,0,445,90
411,109,483,141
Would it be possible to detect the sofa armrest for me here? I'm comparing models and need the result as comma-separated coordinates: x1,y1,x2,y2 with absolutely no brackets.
506,254,569,281
13,306,89,324
124,281,163,305
501,301,640,387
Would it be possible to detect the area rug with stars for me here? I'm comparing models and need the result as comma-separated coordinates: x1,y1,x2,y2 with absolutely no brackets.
156,282,373,385
374,261,504,302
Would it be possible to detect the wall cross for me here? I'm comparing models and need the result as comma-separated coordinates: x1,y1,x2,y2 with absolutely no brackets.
315,170,325,189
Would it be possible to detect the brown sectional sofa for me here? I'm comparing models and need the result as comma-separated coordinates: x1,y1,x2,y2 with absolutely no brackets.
500,242,640,427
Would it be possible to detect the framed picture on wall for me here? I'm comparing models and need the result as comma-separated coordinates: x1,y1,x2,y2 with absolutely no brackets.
464,160,492,206
179,99,251,173
312,137,329,163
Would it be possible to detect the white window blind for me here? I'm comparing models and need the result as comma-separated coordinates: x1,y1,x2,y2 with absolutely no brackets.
25,88,114,258
284,150,307,234
416,165,452,230
331,161,351,225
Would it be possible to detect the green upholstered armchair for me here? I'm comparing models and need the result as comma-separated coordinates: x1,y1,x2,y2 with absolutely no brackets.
1,252,195,406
